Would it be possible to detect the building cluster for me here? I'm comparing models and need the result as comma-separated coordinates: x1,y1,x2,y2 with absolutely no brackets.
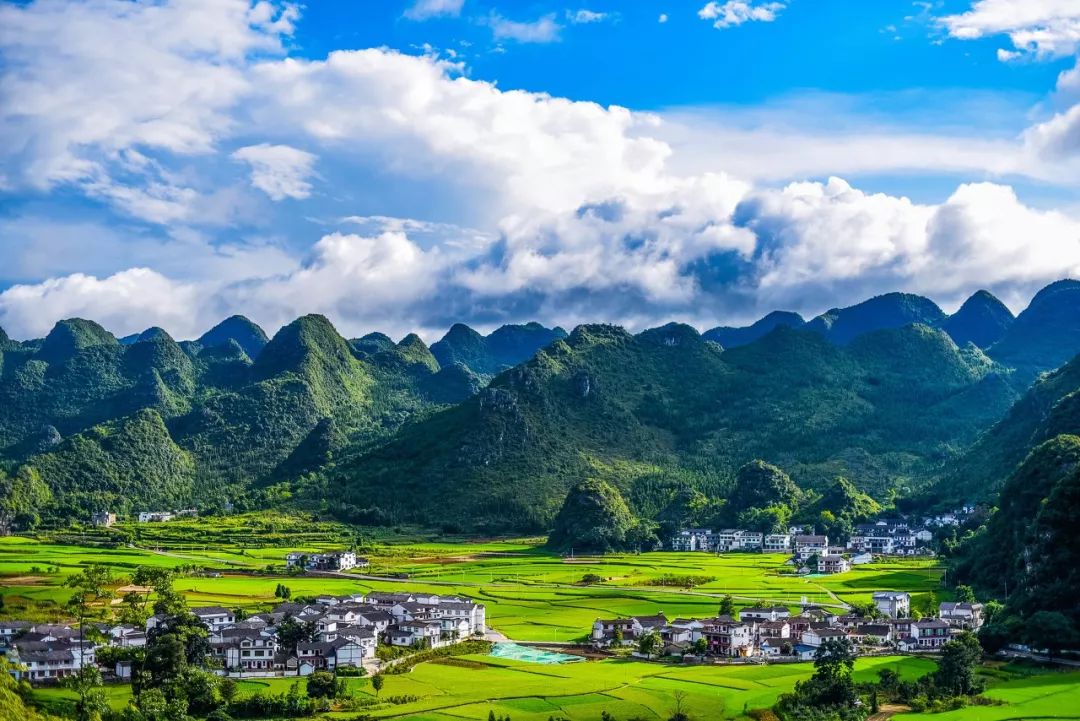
3,591,486,683
591,592,984,660
671,519,938,573
134,509,198,524
285,551,368,572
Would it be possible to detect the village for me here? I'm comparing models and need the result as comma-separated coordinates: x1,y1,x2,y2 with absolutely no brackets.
667,510,973,573
2,585,488,683
0,508,980,687
590,592,984,660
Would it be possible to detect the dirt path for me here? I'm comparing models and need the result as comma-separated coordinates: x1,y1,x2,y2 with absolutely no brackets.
867,703,911,721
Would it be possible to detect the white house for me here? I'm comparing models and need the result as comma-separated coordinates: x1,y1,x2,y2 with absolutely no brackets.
764,534,792,553
794,535,829,561
872,592,910,619
939,602,984,630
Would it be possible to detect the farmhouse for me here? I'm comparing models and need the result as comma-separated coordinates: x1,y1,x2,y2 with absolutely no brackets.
817,554,850,574
873,592,911,619
794,535,829,561
939,602,984,630
285,550,367,572
670,529,717,552
91,512,116,527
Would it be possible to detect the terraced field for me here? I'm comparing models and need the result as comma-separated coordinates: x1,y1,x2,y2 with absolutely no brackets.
0,529,943,641
34,655,936,721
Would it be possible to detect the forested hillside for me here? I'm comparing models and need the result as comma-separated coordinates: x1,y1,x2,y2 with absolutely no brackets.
2,280,1080,533
327,322,1016,531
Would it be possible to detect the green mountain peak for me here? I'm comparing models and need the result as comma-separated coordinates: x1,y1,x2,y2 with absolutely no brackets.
36,318,119,365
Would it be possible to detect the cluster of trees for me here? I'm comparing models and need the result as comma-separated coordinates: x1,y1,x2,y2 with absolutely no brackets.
546,479,657,553
775,634,985,721
552,458,885,553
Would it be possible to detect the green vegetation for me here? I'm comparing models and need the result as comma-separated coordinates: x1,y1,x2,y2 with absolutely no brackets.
334,322,1016,532
0,528,943,640
546,479,656,553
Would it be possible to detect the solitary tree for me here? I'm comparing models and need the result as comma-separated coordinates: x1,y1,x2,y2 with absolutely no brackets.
718,595,736,618
65,565,113,720
638,630,661,659
935,632,983,696
371,673,385,697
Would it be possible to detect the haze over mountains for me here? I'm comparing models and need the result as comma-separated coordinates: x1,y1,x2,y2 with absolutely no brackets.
1,280,1079,532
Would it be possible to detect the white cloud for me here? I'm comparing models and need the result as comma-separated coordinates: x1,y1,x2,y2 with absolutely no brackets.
246,48,671,216
567,9,607,24
487,12,562,43
0,0,297,221
403,0,465,21
0,268,205,340
940,0,1080,59
3,0,1080,341
698,1,785,30
659,13,669,23
231,143,317,200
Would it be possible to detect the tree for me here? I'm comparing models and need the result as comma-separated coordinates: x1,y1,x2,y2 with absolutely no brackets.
61,666,108,721
809,638,858,706
277,616,317,664
954,585,976,603
668,690,690,721
275,583,292,600
1024,611,1080,658
219,677,238,705
983,600,1004,624
718,595,736,618
0,466,52,535
371,673,385,697
65,565,113,720
612,627,624,645
935,632,983,696
637,630,661,658
692,637,709,656
306,671,337,699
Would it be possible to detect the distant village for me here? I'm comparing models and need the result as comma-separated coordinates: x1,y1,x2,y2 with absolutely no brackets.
591,592,985,660
668,509,975,574
3,587,487,683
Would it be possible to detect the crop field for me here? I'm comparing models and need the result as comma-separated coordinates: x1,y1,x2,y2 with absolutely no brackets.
0,518,945,641
33,655,936,721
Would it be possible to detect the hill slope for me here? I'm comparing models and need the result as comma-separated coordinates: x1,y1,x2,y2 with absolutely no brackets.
429,322,567,377
703,311,805,348
941,290,1015,348
989,279,1080,385
328,322,1015,531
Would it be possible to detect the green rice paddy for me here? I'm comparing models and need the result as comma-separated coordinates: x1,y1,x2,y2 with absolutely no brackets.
0,533,943,641
4,520,1079,721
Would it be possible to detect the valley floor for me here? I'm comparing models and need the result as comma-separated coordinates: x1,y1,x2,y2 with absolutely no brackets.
3,515,1075,721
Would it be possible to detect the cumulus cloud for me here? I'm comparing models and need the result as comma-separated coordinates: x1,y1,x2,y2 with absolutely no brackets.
941,2,1080,158
0,0,298,221
231,143,317,200
2,0,1080,342
403,0,465,21
698,1,786,30
940,0,1080,60
0,269,205,340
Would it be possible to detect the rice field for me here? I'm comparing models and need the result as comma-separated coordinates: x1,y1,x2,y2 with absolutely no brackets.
33,654,936,721
0,533,943,641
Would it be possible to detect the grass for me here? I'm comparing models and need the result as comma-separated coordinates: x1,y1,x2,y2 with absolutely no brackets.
30,655,935,720
0,520,945,641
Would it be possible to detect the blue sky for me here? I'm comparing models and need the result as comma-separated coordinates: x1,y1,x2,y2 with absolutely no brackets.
1,0,1079,341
